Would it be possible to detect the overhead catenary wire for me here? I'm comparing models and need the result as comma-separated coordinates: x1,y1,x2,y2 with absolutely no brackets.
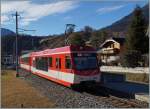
11,11,36,77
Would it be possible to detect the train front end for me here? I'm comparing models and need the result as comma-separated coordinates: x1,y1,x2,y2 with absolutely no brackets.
71,46,100,86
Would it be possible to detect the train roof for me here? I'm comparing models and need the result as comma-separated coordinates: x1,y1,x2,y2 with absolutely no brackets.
30,45,96,56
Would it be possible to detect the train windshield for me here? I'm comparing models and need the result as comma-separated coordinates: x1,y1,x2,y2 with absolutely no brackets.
74,53,98,70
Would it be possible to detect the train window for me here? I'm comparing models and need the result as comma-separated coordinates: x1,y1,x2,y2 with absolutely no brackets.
56,58,61,69
33,60,36,67
35,57,48,71
74,56,97,70
56,58,58,68
49,57,52,67
65,56,71,69
21,57,29,64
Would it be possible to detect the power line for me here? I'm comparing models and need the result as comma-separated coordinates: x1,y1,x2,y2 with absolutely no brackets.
18,28,36,51
11,12,36,77
18,28,36,32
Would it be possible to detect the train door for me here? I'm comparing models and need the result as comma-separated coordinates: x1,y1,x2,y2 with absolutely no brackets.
55,57,61,80
31,57,36,73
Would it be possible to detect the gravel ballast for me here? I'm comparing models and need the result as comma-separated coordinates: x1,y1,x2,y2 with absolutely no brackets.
19,69,114,108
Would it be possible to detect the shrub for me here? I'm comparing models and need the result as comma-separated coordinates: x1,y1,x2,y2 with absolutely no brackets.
121,50,142,67
68,33,85,46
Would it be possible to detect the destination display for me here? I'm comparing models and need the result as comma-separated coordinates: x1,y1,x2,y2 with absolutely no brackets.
73,53,96,57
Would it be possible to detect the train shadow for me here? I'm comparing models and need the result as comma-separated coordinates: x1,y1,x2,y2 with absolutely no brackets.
18,68,133,99
72,84,110,97
72,84,133,99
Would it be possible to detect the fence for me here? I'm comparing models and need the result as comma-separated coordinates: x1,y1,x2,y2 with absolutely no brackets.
100,66,149,74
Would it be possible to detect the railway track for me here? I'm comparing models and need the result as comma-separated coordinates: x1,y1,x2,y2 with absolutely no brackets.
92,94,148,108
18,69,149,108
75,84,149,108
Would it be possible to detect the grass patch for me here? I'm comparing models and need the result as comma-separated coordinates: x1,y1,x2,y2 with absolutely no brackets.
1,70,56,108
126,73,149,83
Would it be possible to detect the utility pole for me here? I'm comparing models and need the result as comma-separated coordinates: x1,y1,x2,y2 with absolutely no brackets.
12,11,20,77
32,38,35,50
12,12,36,77
15,11,20,77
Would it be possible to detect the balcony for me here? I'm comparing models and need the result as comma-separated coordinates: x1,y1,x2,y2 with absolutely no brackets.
98,48,119,54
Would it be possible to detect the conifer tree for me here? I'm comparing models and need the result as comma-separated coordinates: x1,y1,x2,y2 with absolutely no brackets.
126,6,148,54
68,33,85,46
122,5,149,67
90,30,108,49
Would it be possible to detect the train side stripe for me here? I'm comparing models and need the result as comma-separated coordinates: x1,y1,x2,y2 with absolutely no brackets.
31,67,75,83
34,72,72,87
32,51,96,56
31,67,100,84
20,64,30,70
20,64,100,85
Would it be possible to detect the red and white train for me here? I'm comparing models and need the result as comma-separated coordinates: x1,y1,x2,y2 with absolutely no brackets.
19,45,100,87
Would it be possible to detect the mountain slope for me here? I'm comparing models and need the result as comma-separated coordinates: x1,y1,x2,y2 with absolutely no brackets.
1,28,16,36
1,34,44,55
40,4,149,49
1,4,149,54
101,4,149,33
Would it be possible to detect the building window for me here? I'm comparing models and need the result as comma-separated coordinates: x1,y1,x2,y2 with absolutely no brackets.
65,56,72,69
101,55,104,60
111,43,114,48
49,57,53,67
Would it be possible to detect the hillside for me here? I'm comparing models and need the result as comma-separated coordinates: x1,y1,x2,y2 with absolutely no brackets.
1,28,16,36
1,34,44,55
1,4,149,55
101,4,149,33
40,4,149,49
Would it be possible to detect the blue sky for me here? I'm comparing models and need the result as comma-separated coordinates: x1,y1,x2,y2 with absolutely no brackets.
1,0,148,36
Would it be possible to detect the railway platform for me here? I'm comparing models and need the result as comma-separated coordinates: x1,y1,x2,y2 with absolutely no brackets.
135,93,149,103
101,74,149,103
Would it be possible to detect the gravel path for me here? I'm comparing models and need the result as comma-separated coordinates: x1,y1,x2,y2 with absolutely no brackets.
19,69,114,108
